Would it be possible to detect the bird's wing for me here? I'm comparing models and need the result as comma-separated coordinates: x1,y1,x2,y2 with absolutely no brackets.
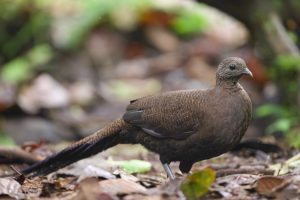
123,90,204,140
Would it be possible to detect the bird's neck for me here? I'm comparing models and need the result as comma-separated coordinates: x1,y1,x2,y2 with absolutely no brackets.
216,79,241,91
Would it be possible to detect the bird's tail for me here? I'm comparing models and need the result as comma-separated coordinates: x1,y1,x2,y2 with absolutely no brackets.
22,119,127,177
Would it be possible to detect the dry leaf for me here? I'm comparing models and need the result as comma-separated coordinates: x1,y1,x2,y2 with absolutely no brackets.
0,177,25,199
256,176,289,196
58,164,115,182
98,179,147,195
270,153,300,175
76,178,116,200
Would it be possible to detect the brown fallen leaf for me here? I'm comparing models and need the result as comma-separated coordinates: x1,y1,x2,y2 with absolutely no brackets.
75,178,116,200
0,177,25,199
98,179,147,196
256,176,290,197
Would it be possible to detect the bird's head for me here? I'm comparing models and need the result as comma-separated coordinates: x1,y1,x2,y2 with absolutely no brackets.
216,57,253,85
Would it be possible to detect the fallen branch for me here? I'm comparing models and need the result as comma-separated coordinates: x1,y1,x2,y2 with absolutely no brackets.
0,147,41,164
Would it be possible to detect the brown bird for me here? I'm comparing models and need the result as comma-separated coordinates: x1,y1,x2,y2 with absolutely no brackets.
22,57,252,179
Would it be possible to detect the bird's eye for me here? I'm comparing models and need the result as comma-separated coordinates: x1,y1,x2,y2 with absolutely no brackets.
229,64,236,70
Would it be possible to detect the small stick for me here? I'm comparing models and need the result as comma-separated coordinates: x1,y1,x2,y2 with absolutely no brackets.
9,165,23,176
216,168,274,177
0,147,40,164
9,165,26,184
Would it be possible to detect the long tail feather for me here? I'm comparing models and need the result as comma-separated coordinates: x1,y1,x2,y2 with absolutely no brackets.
22,119,126,177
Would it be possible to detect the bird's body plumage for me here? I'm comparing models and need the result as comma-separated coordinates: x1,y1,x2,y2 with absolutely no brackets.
21,57,253,178
121,83,251,172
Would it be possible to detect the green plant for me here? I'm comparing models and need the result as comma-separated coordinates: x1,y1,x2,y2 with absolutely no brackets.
257,53,300,148
1,44,53,84
58,0,208,49
256,104,299,148
171,7,207,36
0,132,16,146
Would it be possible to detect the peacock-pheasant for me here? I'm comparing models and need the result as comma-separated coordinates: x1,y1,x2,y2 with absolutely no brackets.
22,57,253,179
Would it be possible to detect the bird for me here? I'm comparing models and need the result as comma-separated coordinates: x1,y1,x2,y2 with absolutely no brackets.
21,57,252,179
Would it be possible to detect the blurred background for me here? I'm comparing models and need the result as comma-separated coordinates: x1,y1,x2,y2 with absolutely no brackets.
0,0,299,149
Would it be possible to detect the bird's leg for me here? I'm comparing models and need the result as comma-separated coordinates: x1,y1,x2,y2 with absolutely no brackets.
179,161,193,175
162,163,175,180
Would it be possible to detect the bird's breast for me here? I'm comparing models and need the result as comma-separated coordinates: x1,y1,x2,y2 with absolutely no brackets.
187,92,251,159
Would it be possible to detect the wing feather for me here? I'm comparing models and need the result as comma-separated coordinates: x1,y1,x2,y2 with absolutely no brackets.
123,90,205,140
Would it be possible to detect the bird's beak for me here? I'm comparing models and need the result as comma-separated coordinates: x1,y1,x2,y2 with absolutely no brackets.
242,67,253,78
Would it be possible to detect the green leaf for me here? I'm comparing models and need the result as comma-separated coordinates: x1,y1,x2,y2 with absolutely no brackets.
255,104,287,118
181,167,216,200
2,11,50,58
275,55,300,71
26,44,53,66
67,0,152,49
287,31,298,44
172,9,207,36
266,118,294,134
110,159,151,174
0,133,16,146
1,44,53,84
286,128,300,149
1,58,31,84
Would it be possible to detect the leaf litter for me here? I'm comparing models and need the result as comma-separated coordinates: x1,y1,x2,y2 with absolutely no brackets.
0,141,299,199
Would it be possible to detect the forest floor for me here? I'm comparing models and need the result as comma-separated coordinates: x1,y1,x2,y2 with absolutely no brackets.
0,140,300,200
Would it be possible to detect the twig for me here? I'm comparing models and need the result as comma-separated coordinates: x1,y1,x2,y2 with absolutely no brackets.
9,165,23,176
264,12,300,55
216,168,274,177
0,147,41,164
